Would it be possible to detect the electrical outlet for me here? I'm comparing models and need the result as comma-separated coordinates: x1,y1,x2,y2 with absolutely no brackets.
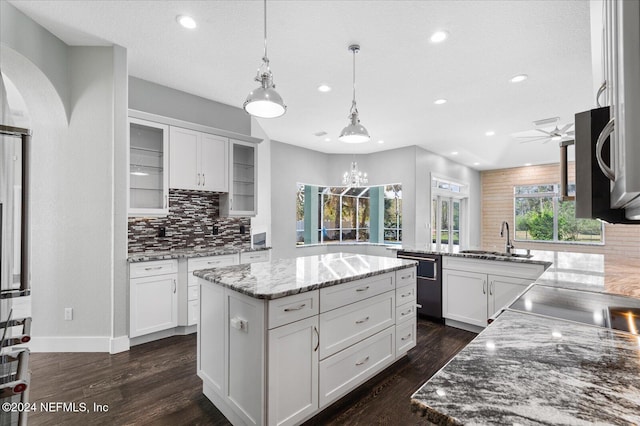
239,224,246,234
212,226,219,235
64,307,73,321
158,227,166,238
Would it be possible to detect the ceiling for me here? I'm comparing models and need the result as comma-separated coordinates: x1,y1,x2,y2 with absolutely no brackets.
9,0,595,170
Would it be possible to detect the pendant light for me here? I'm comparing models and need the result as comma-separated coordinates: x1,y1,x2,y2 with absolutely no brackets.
243,0,286,118
339,44,370,143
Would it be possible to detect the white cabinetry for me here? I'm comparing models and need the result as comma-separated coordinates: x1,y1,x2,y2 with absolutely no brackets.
128,117,169,216
198,267,416,426
221,140,257,216
129,260,178,338
183,253,239,326
268,316,319,426
169,126,228,192
442,257,545,330
240,250,270,264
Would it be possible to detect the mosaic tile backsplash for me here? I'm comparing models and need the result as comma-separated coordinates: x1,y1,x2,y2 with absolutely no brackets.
128,189,251,253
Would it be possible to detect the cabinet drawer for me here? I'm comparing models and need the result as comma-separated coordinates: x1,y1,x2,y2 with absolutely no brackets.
320,272,394,313
395,321,416,356
130,259,178,279
395,285,416,306
188,254,239,285
187,299,198,326
319,291,395,359
240,250,270,264
396,268,417,289
188,285,199,301
319,327,395,408
268,291,320,329
396,301,416,324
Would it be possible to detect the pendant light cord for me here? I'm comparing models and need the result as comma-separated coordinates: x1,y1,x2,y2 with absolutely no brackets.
263,0,268,61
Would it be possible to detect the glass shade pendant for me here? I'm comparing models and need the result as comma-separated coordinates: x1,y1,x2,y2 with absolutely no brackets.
339,45,370,143
243,0,286,118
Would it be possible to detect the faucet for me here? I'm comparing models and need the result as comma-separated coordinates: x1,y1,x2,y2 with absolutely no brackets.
500,221,514,254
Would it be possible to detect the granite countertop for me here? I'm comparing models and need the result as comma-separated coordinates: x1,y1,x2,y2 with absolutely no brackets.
193,252,417,300
411,308,640,425
393,246,553,269
127,246,271,262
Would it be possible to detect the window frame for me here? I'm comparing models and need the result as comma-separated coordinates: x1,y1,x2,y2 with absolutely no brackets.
513,183,605,245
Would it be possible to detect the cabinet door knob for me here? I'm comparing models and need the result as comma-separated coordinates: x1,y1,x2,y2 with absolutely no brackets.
482,280,486,295
172,279,177,293
489,281,493,295
197,173,201,186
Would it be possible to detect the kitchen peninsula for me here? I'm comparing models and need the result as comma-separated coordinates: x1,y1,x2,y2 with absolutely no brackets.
193,252,417,426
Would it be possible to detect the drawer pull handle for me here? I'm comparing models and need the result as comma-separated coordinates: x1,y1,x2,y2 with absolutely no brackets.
144,266,163,270
400,274,412,280
401,309,412,316
207,261,220,265
313,326,319,352
355,316,370,324
401,292,412,298
355,356,370,366
401,333,412,341
284,304,306,312
355,286,370,292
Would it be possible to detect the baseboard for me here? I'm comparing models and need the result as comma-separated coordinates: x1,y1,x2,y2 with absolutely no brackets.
444,319,483,334
109,336,130,354
29,336,111,353
129,325,197,347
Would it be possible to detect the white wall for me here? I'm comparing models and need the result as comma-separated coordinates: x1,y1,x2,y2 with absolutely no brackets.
250,118,272,248
2,1,129,352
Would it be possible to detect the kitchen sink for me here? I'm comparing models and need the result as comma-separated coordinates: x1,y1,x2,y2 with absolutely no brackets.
460,250,533,259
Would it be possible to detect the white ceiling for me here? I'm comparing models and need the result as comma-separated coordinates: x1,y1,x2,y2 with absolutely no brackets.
9,0,595,170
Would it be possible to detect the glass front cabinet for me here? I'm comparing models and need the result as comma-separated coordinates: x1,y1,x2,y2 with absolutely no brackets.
128,117,169,216
221,140,257,216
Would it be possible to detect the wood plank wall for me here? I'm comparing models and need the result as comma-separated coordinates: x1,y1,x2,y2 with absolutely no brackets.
481,163,640,259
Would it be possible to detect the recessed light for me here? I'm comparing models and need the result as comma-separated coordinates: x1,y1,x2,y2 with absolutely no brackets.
510,74,528,83
317,84,332,92
434,99,447,105
485,131,495,136
473,162,480,166
176,15,197,29
324,137,331,142
524,163,532,166
451,151,458,155
378,140,384,144
430,31,449,43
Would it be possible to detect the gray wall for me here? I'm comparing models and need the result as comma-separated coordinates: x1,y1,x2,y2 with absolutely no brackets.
271,143,482,258
1,2,129,351
129,77,250,135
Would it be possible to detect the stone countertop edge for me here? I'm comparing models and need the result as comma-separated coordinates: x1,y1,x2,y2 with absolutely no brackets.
127,246,271,262
193,261,418,300
391,247,552,269
410,399,462,426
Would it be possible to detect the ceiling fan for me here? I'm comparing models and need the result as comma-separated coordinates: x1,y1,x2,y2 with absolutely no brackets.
515,117,575,144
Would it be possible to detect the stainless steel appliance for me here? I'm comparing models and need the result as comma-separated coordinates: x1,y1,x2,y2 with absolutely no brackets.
396,251,442,322
1,124,32,426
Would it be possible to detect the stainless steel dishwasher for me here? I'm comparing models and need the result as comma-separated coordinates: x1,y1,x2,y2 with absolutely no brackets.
396,251,442,322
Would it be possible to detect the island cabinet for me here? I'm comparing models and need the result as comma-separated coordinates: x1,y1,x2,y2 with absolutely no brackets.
442,256,545,331
197,266,416,426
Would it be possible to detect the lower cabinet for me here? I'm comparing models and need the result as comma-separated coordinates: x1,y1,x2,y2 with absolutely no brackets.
198,267,417,426
268,316,319,426
442,257,545,329
129,260,178,338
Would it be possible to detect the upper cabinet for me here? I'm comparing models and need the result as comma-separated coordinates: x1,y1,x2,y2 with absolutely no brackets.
221,140,257,217
129,117,169,216
169,127,228,192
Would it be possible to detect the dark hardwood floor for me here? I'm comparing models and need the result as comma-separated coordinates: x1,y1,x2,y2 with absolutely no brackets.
27,318,475,425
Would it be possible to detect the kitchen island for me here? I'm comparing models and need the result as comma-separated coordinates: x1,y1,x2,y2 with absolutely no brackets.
193,252,417,426
410,251,640,425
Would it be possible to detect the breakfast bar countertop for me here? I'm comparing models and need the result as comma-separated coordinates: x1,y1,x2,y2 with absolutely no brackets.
411,308,640,425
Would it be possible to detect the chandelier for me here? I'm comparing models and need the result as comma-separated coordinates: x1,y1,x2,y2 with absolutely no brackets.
342,162,368,186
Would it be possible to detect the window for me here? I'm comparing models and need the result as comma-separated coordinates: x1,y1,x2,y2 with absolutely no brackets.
296,183,401,245
431,175,468,251
514,184,603,243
